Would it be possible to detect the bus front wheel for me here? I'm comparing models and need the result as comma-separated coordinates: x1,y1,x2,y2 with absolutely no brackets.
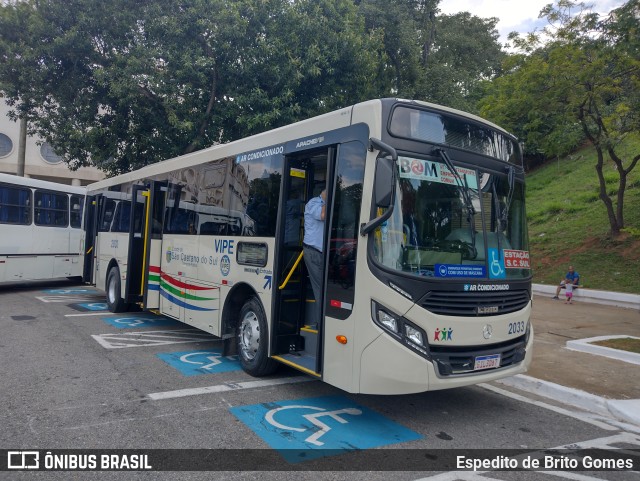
237,297,278,376
106,266,127,313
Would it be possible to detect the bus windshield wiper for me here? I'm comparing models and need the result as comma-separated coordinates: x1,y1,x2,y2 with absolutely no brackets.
500,166,516,231
436,149,477,259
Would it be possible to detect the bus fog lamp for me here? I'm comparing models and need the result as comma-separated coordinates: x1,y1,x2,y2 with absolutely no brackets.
377,310,398,333
405,325,424,346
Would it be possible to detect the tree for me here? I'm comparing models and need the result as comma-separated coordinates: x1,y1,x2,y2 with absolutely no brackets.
421,12,504,112
357,1,504,112
0,0,383,175
479,0,640,236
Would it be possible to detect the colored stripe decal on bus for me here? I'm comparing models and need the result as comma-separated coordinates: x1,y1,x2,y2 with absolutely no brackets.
160,272,215,291
159,289,217,312
160,279,217,302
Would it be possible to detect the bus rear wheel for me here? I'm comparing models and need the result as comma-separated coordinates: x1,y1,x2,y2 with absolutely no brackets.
106,266,128,313
237,297,278,376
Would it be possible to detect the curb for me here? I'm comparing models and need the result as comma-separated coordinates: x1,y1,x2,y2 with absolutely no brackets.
566,336,640,366
496,374,640,427
532,284,640,310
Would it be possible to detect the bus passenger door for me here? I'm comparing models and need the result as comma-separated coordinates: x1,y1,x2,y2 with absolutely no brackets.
92,193,107,287
124,185,148,304
82,195,98,284
272,148,333,377
142,181,167,309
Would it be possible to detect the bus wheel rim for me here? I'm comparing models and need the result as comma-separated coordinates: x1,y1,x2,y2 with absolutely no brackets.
108,275,117,303
239,311,260,361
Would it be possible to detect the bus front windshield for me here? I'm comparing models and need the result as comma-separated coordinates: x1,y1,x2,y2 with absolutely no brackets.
373,156,530,280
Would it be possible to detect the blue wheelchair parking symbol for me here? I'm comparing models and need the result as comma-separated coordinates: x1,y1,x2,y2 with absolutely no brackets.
76,302,108,311
101,315,180,329
157,350,241,376
230,395,422,463
42,288,94,294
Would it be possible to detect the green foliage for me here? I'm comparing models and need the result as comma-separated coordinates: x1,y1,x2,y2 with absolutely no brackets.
357,1,505,112
526,136,640,294
0,0,385,175
621,227,640,238
421,12,504,112
479,0,640,236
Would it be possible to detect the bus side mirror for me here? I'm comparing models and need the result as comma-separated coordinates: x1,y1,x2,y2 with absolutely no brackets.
360,138,398,236
374,156,394,208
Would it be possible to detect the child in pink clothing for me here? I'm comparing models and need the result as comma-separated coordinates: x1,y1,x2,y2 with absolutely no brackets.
564,279,574,304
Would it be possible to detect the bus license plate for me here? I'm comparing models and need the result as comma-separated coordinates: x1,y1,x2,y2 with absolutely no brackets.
474,354,501,370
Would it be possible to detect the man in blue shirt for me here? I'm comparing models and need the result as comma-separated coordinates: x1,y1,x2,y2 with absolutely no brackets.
553,265,580,299
303,189,326,327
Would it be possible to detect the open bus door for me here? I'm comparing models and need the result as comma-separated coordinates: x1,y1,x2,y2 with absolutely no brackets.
82,195,98,284
271,148,335,377
142,181,166,310
124,185,148,304
123,181,166,307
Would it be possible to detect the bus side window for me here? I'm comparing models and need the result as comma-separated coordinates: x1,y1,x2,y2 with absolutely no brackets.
0,185,31,224
99,199,116,232
111,201,131,233
34,190,68,227
70,195,84,228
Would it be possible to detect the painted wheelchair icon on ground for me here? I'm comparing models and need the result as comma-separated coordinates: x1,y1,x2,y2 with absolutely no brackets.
157,349,241,376
101,315,180,329
265,405,363,447
230,395,422,463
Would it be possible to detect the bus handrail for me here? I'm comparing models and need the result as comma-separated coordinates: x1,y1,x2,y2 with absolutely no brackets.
278,250,304,290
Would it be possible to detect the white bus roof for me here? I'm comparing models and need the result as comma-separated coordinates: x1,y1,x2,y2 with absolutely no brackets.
0,173,86,194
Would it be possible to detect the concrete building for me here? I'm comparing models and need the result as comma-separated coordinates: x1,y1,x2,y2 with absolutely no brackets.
0,101,105,186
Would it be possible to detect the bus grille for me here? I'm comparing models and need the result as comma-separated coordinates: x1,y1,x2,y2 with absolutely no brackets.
421,290,530,316
430,336,527,376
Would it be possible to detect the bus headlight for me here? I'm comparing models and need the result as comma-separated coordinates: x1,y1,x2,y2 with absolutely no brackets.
405,324,424,346
371,301,430,359
377,310,399,334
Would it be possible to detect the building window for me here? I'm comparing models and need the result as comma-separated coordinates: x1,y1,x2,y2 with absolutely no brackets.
0,133,13,157
40,142,63,164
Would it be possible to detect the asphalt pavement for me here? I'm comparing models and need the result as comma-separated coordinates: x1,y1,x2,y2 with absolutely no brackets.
497,292,640,427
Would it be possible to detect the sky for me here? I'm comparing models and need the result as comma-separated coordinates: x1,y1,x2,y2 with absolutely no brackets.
438,0,625,47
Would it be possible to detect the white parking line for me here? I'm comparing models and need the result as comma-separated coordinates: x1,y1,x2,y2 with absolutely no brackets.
65,312,109,317
148,376,314,401
91,329,217,349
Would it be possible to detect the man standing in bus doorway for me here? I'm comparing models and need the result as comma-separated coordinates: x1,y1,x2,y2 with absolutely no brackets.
303,188,327,328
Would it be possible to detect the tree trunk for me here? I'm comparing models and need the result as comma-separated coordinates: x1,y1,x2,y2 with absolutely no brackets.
594,146,621,236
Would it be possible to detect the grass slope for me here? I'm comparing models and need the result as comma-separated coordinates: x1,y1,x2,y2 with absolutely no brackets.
525,136,640,294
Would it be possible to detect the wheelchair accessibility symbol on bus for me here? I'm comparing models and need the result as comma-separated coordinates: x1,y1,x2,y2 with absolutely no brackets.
156,349,241,376
488,248,506,279
230,395,422,463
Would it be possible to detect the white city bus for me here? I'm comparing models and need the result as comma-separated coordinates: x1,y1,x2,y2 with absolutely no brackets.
0,173,85,283
83,98,533,394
